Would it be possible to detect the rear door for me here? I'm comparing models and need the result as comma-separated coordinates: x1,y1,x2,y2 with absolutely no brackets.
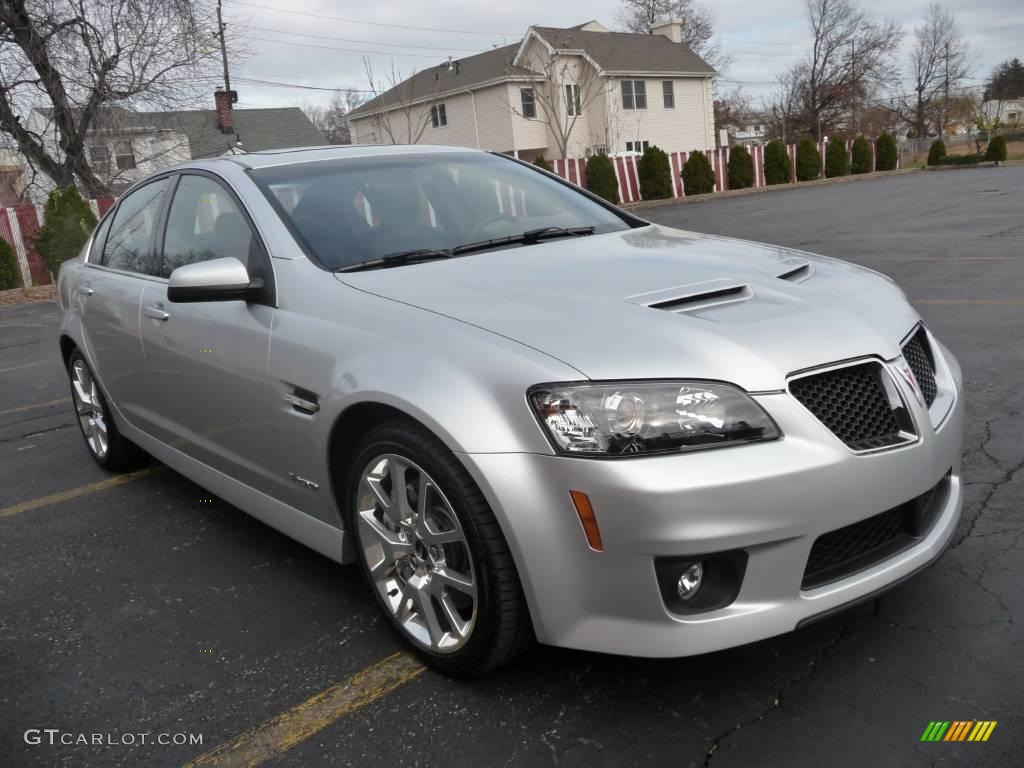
137,172,281,496
79,177,172,425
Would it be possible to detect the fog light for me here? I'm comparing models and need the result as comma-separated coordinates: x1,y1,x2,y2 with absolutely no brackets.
676,562,704,601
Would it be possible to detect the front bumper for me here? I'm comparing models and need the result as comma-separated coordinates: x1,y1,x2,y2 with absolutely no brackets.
462,349,964,658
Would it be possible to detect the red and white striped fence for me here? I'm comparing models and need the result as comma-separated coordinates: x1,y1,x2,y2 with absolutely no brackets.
552,138,895,206
1,197,115,288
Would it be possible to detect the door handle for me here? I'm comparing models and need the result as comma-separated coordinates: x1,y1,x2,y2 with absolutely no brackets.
79,286,94,296
144,304,170,321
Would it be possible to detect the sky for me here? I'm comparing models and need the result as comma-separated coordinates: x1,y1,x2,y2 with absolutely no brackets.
217,0,1024,113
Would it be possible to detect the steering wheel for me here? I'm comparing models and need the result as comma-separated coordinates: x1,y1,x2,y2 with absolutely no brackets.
465,213,519,241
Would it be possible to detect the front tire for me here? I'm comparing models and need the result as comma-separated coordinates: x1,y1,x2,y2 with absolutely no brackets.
67,349,145,471
347,419,532,676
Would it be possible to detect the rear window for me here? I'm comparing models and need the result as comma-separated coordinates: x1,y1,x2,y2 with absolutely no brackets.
251,152,633,270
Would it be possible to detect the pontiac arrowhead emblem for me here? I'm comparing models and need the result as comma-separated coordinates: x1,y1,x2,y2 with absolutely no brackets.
893,357,924,404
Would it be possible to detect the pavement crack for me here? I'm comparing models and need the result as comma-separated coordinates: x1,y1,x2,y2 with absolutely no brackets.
0,421,75,445
702,624,850,766
955,412,1024,548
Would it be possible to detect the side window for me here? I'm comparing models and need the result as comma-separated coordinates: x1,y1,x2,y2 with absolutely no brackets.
88,214,113,262
102,177,170,274
161,175,256,279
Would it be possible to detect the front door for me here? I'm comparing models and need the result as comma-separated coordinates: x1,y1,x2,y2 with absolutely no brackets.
137,173,281,497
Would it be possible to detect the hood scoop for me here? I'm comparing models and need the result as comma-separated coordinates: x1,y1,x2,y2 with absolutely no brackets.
627,280,753,314
777,262,814,283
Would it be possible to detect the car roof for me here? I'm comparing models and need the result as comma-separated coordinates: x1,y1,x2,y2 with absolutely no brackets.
216,144,483,170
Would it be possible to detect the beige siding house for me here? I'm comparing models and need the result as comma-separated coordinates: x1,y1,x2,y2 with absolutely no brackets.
348,20,716,161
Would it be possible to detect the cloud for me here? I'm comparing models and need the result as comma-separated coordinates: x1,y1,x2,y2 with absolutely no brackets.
214,0,1021,112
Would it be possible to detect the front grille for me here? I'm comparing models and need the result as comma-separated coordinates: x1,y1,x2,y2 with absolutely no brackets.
902,328,938,407
789,362,905,451
802,473,949,589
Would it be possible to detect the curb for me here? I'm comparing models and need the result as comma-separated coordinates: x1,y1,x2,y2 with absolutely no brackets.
622,168,920,210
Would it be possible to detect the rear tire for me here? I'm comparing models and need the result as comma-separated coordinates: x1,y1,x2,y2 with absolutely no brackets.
67,349,146,471
346,419,533,676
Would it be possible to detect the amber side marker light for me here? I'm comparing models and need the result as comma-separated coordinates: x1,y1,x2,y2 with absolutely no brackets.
569,490,604,552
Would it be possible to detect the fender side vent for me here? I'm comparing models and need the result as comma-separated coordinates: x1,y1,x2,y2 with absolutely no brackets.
648,285,751,313
778,263,812,282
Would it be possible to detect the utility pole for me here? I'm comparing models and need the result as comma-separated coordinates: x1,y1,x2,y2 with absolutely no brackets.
216,0,231,93
851,39,858,135
941,41,949,140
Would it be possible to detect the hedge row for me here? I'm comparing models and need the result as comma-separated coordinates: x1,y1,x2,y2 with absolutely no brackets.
927,136,1008,167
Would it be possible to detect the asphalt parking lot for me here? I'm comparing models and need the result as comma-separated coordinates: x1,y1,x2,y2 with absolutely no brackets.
2,166,1022,768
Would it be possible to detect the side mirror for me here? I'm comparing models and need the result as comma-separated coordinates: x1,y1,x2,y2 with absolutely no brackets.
167,257,263,303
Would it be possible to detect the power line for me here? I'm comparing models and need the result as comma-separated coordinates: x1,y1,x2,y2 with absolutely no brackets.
244,25,484,52
234,76,377,94
250,35,471,59
232,1,517,36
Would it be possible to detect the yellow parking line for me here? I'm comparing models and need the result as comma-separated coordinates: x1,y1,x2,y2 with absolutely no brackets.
0,468,159,520
0,359,50,374
0,397,70,417
184,652,426,768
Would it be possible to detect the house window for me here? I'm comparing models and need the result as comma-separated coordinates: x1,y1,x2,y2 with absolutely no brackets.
662,81,674,109
430,103,447,128
88,145,110,174
564,84,581,116
621,80,647,110
625,140,650,153
115,140,136,171
520,88,536,119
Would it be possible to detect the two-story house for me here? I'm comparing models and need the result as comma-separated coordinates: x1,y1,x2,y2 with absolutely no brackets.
347,20,717,161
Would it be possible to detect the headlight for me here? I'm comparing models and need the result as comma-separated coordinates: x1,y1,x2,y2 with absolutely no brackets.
528,381,780,457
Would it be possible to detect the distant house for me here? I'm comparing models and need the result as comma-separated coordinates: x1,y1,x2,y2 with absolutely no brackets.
723,117,769,146
980,98,1023,128
347,19,717,161
17,90,324,201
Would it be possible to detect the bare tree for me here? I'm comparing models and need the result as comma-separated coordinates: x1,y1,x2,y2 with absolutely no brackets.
765,65,805,141
796,0,902,139
506,36,612,159
616,0,726,70
302,88,367,145
905,4,971,138
362,58,440,145
0,0,219,197
713,85,751,134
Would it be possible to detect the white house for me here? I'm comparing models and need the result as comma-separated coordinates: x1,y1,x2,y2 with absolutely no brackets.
348,20,717,161
17,91,324,201
980,98,1023,128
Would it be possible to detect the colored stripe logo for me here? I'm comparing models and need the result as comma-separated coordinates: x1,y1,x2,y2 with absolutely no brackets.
920,721,997,742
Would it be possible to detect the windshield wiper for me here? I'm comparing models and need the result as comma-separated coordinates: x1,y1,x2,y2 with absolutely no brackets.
336,248,453,273
451,226,595,256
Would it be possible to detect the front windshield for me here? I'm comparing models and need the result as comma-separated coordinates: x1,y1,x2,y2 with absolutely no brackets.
250,152,636,270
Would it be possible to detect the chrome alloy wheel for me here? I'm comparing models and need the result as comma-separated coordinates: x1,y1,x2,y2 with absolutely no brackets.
70,359,109,460
356,454,477,653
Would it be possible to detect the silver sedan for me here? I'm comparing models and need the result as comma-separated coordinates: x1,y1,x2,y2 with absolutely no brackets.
57,145,963,675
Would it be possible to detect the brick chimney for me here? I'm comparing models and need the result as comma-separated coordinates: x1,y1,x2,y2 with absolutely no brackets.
214,88,236,133
650,18,683,44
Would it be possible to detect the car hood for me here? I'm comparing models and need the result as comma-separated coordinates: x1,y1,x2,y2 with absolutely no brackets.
336,225,919,391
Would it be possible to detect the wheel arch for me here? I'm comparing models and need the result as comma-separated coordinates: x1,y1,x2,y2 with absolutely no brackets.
59,334,78,369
